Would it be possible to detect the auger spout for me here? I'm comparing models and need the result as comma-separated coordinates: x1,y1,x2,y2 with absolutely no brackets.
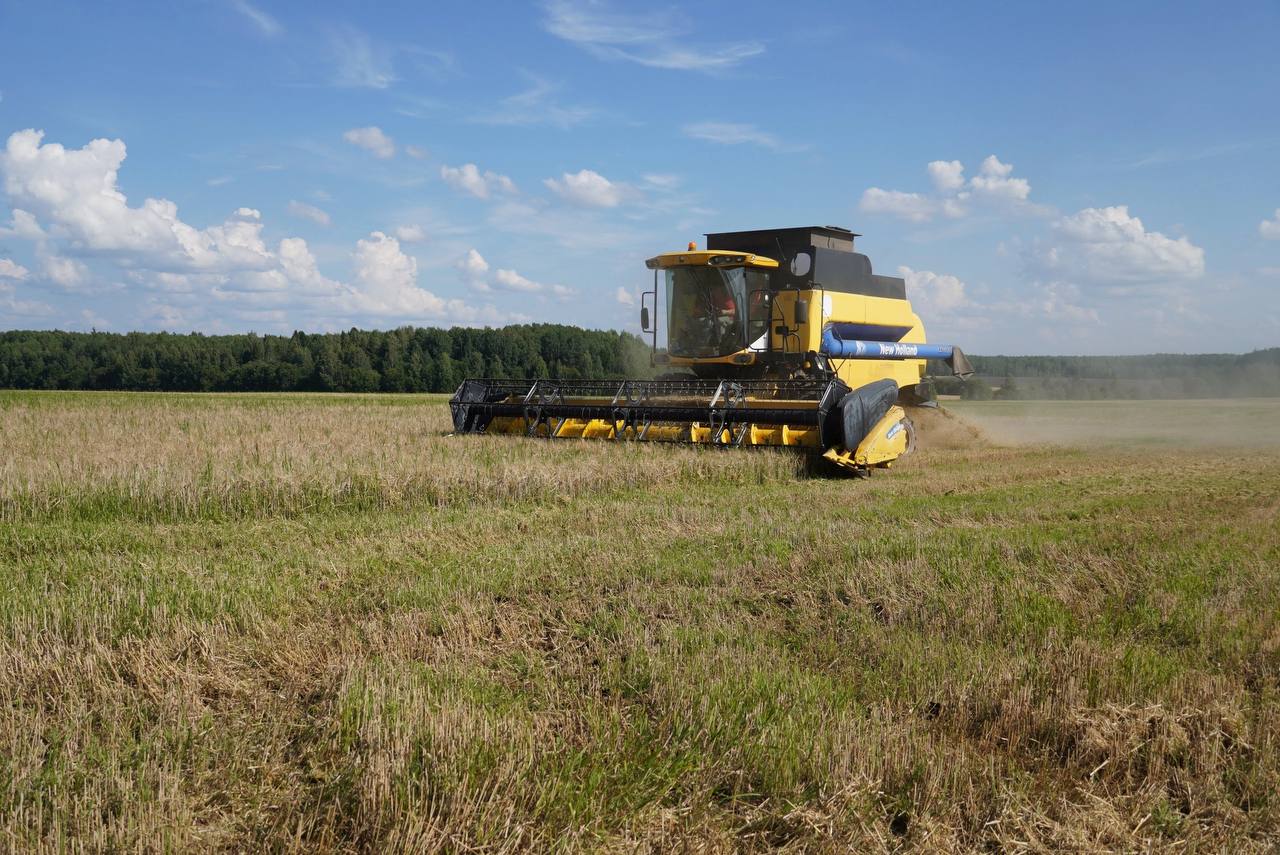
820,327,973,378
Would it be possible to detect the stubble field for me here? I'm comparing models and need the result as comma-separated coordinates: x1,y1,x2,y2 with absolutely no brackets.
1,391,1278,852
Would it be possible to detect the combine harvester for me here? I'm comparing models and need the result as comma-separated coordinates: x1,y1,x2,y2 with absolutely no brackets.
450,226,972,474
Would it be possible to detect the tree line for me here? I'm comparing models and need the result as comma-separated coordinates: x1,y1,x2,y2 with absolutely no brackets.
931,349,1280,400
0,326,653,393
0,327,1275,397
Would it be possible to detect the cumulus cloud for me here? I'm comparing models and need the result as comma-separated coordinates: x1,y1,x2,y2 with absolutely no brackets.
860,155,1034,222
287,200,331,226
394,224,426,243
455,249,573,300
0,129,501,327
0,258,29,280
927,160,965,193
456,248,490,281
0,208,45,240
543,0,763,72
42,254,88,288
1260,209,1280,240
404,145,428,160
543,169,623,208
898,266,970,315
1040,206,1205,287
350,232,431,313
614,286,634,306
440,163,517,199
860,189,939,224
1,131,278,273
342,126,395,159
969,155,1030,201
493,268,543,293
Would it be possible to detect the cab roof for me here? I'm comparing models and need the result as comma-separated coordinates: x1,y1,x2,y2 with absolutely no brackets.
644,249,779,270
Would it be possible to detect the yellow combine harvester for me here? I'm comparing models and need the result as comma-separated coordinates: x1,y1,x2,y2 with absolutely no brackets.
450,226,972,474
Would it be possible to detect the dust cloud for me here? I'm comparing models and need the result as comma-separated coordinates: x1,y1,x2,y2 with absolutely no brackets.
941,399,1280,449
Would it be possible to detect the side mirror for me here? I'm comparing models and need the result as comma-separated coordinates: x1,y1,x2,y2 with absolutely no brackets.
793,298,809,325
640,307,651,331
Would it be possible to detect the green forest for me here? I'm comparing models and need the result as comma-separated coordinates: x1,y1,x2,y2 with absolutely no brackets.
0,326,652,393
0,327,1276,398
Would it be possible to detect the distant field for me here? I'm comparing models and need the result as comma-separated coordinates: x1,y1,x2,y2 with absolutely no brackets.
1,392,1278,851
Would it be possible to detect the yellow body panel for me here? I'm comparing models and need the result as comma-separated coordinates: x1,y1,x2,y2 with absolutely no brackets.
822,405,914,470
691,284,929,394
812,289,927,392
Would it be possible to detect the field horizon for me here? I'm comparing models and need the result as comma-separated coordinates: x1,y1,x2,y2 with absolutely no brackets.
2,391,1277,851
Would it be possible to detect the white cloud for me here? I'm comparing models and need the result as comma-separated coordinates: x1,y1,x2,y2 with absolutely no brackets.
969,155,1030,202
1260,209,1280,240
42,253,88,288
343,233,511,324
927,160,965,193
859,189,941,224
493,268,543,293
394,224,426,243
0,129,507,327
1,131,279,273
342,126,396,159
0,258,29,280
543,0,764,72
330,27,395,89
456,249,573,300
860,155,1034,223
274,238,340,293
614,286,634,306
642,173,680,189
287,200,331,226
1041,206,1205,287
440,163,517,199
230,0,280,36
456,248,490,280
543,169,623,208
898,266,969,315
350,232,433,313
404,145,428,160
683,121,783,150
0,209,45,240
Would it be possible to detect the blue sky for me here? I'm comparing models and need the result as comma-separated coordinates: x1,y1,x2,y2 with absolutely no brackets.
1,0,1278,354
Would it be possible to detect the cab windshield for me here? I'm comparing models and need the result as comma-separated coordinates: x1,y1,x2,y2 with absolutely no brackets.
665,266,770,358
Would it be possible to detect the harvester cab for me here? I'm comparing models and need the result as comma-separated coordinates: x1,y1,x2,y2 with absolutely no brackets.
450,226,972,475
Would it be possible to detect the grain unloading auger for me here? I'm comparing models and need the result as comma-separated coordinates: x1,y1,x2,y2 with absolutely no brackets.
450,226,972,474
